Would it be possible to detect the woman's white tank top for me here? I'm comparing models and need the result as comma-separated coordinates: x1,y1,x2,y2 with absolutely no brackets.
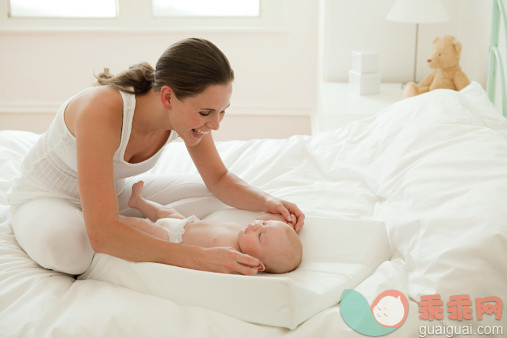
7,88,178,209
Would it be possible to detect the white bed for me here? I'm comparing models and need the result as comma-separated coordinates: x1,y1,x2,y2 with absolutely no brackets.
1,80,506,337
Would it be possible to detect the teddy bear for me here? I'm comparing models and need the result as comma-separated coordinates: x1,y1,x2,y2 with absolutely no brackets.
404,35,470,98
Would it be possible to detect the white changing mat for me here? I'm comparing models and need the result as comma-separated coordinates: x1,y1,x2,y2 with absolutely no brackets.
79,214,391,329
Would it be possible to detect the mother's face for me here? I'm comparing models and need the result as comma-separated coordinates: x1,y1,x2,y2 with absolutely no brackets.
169,82,232,147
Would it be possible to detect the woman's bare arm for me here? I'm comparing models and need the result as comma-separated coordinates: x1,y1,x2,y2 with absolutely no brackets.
74,89,261,274
118,215,168,241
187,134,305,231
186,134,271,211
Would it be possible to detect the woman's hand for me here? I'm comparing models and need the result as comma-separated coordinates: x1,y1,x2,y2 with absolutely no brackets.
193,247,265,275
264,197,305,233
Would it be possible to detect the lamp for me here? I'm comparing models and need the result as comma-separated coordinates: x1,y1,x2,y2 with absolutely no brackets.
386,0,449,82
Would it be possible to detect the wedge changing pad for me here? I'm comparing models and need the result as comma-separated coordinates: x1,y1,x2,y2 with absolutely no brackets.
79,212,392,329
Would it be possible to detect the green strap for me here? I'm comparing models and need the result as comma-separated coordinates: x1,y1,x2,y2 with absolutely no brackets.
487,0,507,117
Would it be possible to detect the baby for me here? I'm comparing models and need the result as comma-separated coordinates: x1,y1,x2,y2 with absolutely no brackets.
123,181,303,274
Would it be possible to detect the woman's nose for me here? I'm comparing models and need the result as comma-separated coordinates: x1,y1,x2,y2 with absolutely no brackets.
206,114,221,130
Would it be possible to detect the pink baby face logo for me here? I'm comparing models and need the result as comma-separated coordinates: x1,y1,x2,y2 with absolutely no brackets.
341,289,409,336
371,290,409,328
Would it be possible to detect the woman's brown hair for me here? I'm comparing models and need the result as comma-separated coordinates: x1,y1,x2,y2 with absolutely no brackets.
94,38,234,98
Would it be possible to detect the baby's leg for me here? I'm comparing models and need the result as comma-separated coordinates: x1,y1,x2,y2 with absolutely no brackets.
118,174,217,218
155,207,186,220
118,215,169,241
128,181,185,222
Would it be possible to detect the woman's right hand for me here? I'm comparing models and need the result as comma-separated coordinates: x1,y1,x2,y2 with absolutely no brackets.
193,247,264,275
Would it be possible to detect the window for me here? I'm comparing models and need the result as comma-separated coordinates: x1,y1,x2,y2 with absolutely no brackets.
1,0,281,31
152,0,259,17
8,0,116,18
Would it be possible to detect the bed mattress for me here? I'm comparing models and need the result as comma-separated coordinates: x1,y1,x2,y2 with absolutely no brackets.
1,82,506,337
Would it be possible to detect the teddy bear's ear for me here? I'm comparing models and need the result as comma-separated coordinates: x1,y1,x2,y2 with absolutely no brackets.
453,40,462,55
433,37,441,44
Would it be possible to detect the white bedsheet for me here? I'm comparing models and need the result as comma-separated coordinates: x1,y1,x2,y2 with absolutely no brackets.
0,82,506,337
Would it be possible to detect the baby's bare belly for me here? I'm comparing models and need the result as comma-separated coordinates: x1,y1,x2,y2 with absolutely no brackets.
181,220,243,250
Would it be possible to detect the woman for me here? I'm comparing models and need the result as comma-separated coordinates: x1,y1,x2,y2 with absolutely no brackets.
8,38,305,276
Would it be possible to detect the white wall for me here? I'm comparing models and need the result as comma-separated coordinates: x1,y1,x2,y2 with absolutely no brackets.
0,0,319,140
455,0,493,87
323,0,492,86
0,0,499,138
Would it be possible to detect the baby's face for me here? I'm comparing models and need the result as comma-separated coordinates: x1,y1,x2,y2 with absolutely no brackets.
237,220,291,262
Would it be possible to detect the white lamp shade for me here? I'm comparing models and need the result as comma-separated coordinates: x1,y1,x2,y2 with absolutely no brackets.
386,0,449,23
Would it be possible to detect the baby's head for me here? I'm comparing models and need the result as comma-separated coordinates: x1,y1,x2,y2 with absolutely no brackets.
238,219,302,274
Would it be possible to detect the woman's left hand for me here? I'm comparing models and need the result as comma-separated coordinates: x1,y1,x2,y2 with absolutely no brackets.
264,197,305,233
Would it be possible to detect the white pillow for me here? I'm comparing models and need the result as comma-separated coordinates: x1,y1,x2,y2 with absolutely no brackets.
79,212,391,329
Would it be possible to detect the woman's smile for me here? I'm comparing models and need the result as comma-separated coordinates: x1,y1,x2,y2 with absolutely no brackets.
191,128,209,139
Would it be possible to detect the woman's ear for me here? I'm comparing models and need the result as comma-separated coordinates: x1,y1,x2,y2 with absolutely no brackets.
160,85,174,110
258,261,266,272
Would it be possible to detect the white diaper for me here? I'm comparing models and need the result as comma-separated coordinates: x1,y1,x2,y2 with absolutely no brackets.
155,215,199,243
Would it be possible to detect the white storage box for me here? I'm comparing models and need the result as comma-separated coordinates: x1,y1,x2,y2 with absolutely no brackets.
348,70,381,95
351,50,379,73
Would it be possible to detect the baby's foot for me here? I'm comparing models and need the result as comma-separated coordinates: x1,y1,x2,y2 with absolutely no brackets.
128,181,144,209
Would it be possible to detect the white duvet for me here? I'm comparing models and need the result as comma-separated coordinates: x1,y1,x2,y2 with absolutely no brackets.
0,82,506,337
